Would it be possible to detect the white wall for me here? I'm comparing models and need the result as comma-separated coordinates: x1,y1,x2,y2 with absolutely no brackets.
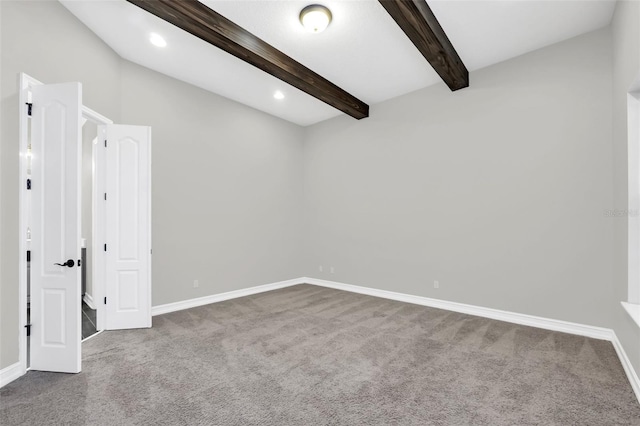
612,0,640,377
303,28,614,328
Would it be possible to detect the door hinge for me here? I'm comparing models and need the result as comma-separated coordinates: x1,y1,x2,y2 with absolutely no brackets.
26,250,31,262
104,140,107,148
104,244,107,252
104,297,107,305
104,193,107,201
26,179,31,190
25,323,32,336
26,103,32,116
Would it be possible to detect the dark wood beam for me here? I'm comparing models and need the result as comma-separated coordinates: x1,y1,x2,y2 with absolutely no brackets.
126,0,369,119
378,0,468,91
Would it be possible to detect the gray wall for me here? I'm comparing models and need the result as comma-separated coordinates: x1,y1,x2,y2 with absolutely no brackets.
120,61,305,306
303,28,615,328
0,0,121,370
0,0,304,370
612,1,640,376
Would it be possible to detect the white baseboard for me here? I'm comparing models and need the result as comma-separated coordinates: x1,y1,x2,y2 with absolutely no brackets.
151,278,305,316
0,362,24,388
303,277,614,340
83,293,96,310
81,329,104,343
611,333,640,404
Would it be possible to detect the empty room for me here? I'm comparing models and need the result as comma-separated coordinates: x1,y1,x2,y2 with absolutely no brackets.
1,0,640,424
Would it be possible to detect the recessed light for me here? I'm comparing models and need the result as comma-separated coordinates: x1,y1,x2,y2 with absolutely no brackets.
149,33,167,48
274,91,285,100
300,5,332,33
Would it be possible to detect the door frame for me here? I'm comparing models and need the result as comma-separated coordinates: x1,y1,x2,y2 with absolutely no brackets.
18,73,113,373
85,105,113,333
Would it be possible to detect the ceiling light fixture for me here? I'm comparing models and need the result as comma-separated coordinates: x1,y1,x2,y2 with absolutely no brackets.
300,5,332,33
149,33,167,47
274,90,285,100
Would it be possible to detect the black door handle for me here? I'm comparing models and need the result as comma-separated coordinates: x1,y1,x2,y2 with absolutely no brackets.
54,259,75,268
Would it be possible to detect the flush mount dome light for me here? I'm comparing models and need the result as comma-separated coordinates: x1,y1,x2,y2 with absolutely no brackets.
300,5,332,33
274,90,285,100
149,32,167,47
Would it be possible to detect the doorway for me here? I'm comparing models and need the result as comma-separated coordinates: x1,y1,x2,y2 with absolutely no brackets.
81,120,98,340
18,73,152,375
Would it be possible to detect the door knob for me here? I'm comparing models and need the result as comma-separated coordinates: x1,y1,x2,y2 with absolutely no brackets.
54,259,75,268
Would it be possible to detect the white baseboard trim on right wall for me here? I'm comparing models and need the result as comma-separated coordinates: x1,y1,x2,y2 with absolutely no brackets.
304,277,613,339
303,277,640,403
611,333,640,404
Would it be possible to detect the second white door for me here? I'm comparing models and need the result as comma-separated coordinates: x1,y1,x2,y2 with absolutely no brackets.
100,124,152,330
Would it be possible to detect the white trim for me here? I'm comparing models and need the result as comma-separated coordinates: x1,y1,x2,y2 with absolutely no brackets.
628,87,640,305
81,329,104,343
151,275,618,340
151,278,304,316
83,105,111,332
18,73,43,377
94,128,107,331
0,363,24,388
611,331,640,404
622,302,640,328
82,105,113,125
83,293,96,310
304,277,614,340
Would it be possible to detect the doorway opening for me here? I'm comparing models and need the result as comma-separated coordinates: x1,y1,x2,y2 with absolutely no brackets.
18,72,152,375
20,73,113,370
81,120,98,340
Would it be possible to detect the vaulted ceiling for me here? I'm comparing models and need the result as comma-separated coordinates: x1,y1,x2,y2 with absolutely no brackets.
61,0,616,126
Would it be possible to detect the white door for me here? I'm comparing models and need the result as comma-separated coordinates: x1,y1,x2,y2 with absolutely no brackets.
30,82,82,373
101,125,152,330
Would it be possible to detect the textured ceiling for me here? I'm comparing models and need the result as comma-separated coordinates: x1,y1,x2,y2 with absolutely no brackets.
61,0,616,126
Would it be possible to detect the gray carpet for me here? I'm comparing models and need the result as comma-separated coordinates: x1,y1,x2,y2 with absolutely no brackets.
1,284,639,425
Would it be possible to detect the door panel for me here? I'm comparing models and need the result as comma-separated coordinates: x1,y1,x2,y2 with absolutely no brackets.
102,125,152,330
30,82,82,373
117,271,139,310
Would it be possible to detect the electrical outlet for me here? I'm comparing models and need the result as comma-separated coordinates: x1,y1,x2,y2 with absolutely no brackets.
434,280,439,289
330,266,335,274
193,279,199,288
319,265,323,272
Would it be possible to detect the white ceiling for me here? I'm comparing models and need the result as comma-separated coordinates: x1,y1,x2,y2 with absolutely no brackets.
60,0,616,126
